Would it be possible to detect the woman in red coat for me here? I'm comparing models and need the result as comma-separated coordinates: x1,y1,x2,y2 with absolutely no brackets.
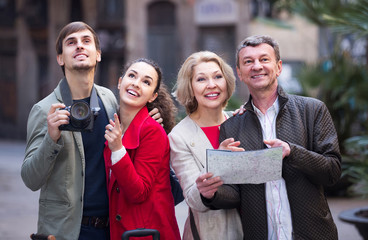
103,58,180,240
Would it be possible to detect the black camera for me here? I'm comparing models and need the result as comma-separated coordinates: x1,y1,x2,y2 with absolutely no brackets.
58,78,100,132
59,101,96,132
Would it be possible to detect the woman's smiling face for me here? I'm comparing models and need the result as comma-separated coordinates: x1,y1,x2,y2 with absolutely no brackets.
191,61,228,112
118,61,158,109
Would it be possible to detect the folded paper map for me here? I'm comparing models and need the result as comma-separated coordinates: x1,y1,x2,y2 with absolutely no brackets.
206,147,283,184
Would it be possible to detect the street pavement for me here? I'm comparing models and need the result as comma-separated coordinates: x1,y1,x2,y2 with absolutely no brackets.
0,140,367,239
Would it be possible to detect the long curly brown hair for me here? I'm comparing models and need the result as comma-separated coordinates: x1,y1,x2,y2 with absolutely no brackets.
147,83,177,134
122,58,177,134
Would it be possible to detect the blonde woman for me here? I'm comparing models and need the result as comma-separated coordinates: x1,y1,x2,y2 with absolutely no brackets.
169,51,243,240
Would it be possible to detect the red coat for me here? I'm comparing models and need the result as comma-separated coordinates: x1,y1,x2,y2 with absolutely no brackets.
104,107,181,240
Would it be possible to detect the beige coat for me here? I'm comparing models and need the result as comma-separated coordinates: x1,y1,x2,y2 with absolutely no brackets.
169,114,243,240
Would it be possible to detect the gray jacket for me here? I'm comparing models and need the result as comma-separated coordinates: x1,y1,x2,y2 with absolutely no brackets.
203,87,341,240
21,80,117,240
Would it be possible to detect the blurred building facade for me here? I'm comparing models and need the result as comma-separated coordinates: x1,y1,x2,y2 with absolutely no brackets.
0,0,318,139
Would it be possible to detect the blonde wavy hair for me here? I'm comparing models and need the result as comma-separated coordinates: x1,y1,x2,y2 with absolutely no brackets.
174,51,236,114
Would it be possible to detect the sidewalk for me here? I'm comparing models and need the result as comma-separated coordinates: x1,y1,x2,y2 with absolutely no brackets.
0,140,367,239
328,197,367,240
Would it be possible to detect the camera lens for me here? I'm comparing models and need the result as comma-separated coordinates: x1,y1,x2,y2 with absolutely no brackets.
70,102,91,128
71,102,90,119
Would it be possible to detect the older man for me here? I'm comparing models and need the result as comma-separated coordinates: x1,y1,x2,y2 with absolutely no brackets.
199,35,341,239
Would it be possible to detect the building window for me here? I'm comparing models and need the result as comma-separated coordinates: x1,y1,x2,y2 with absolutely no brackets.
96,0,125,89
98,0,125,27
198,26,235,68
147,1,177,89
0,0,15,27
22,0,48,29
71,0,83,21
250,0,273,18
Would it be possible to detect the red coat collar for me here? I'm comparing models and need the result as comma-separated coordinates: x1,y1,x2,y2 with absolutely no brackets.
122,106,150,149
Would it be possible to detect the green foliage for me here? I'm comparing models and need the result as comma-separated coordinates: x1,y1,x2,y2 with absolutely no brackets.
276,0,368,37
274,0,368,199
298,52,368,146
275,0,347,26
342,136,368,198
322,0,368,38
225,95,243,112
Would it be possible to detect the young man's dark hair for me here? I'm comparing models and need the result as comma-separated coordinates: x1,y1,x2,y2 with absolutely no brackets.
55,21,101,74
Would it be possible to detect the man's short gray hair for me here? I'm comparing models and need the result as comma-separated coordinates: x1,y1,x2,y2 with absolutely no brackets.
236,35,280,67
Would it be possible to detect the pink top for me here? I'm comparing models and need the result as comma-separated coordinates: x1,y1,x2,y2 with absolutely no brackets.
201,125,221,149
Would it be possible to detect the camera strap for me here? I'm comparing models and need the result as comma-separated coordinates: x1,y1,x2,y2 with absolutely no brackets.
60,78,73,107
59,78,100,116
90,85,100,116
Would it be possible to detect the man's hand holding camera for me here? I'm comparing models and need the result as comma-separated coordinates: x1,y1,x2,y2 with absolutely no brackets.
47,103,70,143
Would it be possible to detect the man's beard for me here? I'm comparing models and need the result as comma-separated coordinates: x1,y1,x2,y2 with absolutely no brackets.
72,62,95,72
